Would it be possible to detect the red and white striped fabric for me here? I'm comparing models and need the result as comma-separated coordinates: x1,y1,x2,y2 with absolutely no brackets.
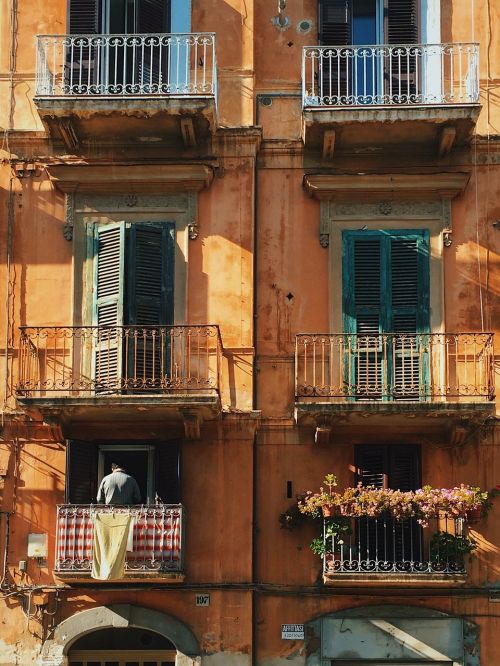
56,505,182,572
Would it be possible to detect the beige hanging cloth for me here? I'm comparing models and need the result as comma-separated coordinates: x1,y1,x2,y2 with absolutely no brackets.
91,513,132,580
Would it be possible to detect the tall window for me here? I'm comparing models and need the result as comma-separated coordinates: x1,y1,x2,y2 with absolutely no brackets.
355,444,421,563
318,0,419,102
92,222,175,391
342,229,430,399
66,440,181,504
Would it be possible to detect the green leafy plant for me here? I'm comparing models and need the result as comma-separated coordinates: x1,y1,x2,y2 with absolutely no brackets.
430,530,478,565
308,516,352,558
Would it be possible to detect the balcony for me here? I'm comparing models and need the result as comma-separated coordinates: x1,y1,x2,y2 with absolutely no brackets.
16,325,223,437
295,333,495,437
301,43,480,156
35,33,217,150
323,514,468,586
55,504,184,582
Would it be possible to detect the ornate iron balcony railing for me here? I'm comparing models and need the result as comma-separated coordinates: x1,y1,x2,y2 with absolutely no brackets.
17,325,223,397
55,504,184,574
302,42,479,107
324,514,468,576
295,333,494,401
35,33,217,97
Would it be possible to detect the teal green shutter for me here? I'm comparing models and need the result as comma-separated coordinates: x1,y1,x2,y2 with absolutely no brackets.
342,230,429,399
93,222,125,391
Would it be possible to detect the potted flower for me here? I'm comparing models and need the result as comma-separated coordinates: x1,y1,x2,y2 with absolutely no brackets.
298,474,341,517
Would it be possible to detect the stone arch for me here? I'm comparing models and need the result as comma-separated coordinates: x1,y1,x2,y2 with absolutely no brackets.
305,604,479,666
42,604,201,666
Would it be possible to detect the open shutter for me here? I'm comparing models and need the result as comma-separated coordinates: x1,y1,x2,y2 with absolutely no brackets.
126,223,175,389
66,441,98,504
386,0,419,44
69,0,100,33
155,442,181,504
385,0,419,101
137,0,171,90
355,445,388,489
318,0,352,102
93,223,125,391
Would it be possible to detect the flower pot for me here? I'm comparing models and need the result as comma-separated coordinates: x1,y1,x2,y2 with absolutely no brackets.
322,504,335,517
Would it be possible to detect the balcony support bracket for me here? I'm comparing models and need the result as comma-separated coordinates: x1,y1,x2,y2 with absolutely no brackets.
322,130,336,161
438,125,456,158
180,118,197,147
182,410,202,440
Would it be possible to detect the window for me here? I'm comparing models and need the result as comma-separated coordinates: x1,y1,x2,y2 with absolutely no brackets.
66,440,181,505
355,444,421,563
69,0,171,34
342,229,430,399
91,222,175,391
318,0,419,102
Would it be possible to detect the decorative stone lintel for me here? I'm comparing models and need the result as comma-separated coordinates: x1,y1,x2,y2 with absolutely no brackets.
304,172,471,202
49,164,214,194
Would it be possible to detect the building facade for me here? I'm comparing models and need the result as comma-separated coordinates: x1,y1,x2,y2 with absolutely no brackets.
0,0,499,664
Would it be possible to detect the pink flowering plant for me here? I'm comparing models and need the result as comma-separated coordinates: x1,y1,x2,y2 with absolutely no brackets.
298,475,491,525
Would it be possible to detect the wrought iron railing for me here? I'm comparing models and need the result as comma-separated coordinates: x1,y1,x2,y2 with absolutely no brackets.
295,333,494,401
35,33,217,97
324,514,468,576
55,504,183,574
17,325,223,397
302,42,479,107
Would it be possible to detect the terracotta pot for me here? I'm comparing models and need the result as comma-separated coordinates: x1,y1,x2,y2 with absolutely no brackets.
322,504,335,517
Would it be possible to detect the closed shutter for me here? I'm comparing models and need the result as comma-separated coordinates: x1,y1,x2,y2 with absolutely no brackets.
66,441,98,504
69,0,100,34
93,223,125,391
126,224,175,388
355,444,421,562
155,442,181,504
343,230,429,399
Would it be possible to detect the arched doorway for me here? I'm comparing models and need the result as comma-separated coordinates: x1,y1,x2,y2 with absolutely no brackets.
68,627,176,666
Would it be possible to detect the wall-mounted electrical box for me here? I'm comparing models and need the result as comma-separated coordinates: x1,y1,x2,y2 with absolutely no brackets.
27,533,48,558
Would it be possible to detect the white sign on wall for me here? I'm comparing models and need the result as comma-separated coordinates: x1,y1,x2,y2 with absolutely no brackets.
195,594,210,607
281,624,304,640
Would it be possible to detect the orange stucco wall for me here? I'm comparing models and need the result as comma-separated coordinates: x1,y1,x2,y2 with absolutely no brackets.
1,0,500,664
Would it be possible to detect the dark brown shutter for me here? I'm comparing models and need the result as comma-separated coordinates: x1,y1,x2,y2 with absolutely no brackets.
138,0,171,33
355,445,388,488
386,0,419,44
318,0,352,45
155,442,181,504
69,0,100,34
66,441,98,504
389,445,420,491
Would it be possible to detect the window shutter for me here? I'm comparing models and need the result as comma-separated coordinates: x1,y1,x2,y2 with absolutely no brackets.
155,442,181,504
138,0,171,33
93,223,125,390
386,0,419,44
69,0,100,34
355,445,388,489
351,237,381,336
388,445,420,490
127,223,174,327
318,0,352,45
66,441,98,503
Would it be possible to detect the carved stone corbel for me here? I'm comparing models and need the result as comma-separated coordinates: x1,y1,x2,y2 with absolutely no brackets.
63,192,75,241
442,197,453,247
182,410,202,440
319,201,330,248
187,193,198,240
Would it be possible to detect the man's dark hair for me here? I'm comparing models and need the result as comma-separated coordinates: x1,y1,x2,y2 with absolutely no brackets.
111,462,124,471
